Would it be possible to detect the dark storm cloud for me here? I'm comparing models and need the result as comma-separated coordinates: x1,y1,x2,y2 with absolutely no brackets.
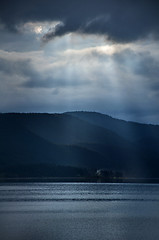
0,57,90,88
0,57,52,86
23,76,89,88
112,49,159,85
0,57,50,85
0,57,31,75
41,22,65,43
135,55,159,81
1,0,159,42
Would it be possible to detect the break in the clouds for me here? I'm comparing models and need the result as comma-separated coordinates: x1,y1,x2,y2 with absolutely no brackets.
0,0,159,124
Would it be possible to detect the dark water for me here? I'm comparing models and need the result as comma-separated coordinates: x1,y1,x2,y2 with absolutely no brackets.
0,183,159,240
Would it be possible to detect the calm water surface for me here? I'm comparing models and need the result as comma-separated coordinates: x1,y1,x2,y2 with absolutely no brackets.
0,183,159,240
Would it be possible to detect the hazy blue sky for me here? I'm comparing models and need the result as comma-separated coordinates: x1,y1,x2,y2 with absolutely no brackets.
0,0,159,123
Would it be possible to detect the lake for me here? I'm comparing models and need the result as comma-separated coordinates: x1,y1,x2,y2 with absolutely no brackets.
0,183,159,240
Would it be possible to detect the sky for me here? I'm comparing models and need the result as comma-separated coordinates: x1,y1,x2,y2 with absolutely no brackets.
0,0,159,124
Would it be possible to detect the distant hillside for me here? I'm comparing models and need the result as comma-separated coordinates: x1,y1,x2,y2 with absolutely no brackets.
66,111,159,141
0,112,159,179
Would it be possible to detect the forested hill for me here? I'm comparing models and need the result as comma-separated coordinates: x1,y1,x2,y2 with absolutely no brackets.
0,112,159,180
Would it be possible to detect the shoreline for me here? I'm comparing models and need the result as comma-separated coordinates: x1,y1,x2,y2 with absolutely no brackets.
1,177,159,184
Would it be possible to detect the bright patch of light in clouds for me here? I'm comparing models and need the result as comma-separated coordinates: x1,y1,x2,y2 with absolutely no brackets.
34,26,43,34
16,21,63,35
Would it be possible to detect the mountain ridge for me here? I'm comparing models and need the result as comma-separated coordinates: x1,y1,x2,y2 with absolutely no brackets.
0,111,159,179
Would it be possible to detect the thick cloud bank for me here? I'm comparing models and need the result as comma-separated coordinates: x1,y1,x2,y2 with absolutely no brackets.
1,0,159,42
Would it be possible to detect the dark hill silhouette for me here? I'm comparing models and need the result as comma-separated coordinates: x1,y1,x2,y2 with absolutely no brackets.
66,111,159,141
6,113,129,146
0,115,107,167
0,112,159,179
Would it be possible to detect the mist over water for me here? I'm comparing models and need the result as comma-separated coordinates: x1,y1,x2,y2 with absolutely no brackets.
0,183,159,240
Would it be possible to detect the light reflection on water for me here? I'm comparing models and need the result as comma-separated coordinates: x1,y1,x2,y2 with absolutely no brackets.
0,183,159,240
